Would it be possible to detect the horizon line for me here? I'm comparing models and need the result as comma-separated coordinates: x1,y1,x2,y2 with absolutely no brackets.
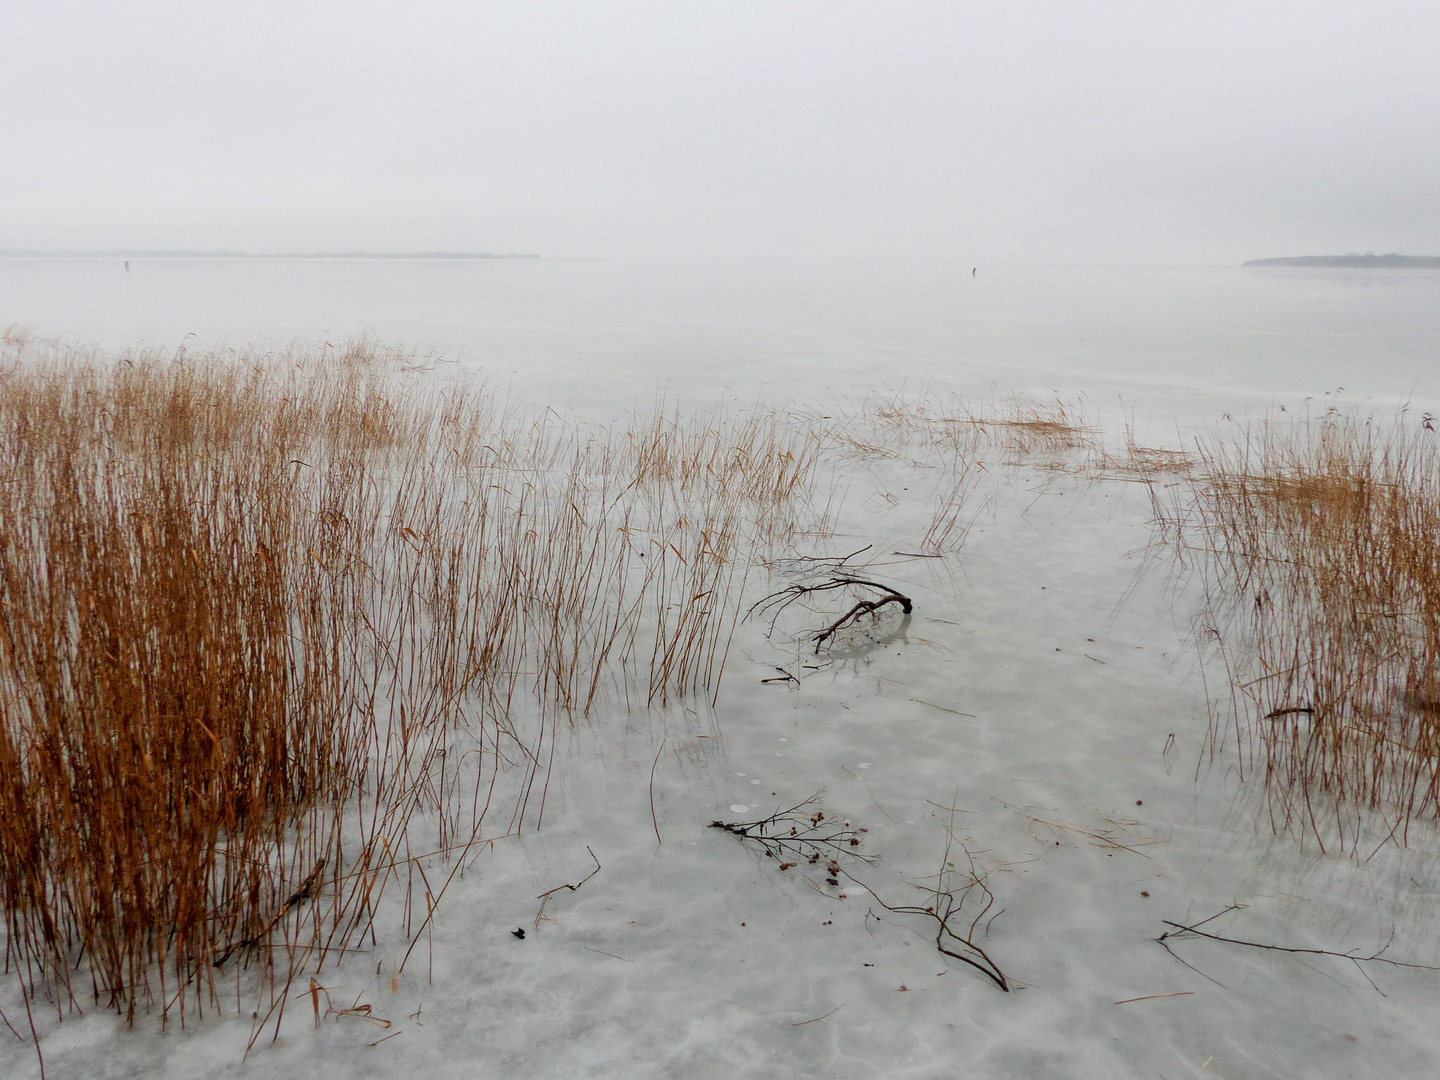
0,249,542,260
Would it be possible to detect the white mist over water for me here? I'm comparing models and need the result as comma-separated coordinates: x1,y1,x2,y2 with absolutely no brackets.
4,258,1439,425
4,259,1440,1079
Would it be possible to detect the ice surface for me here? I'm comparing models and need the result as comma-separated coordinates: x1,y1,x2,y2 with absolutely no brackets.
4,261,1440,1079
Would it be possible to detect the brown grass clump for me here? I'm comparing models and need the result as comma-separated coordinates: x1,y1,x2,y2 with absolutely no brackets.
825,390,1097,466
1093,423,1196,480
963,396,1097,462
1168,407,1440,846
0,335,823,1049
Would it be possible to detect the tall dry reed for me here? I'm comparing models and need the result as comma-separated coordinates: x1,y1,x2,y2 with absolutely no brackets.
1167,408,1440,846
0,335,825,1047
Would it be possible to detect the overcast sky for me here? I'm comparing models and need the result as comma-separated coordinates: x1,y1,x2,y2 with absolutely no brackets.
2,1,1437,263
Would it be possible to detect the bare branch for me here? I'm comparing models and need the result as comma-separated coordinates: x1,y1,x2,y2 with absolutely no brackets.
747,574,914,653
712,797,1009,991
1157,906,1438,976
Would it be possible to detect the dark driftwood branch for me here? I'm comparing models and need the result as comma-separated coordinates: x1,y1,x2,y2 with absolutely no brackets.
749,574,913,652
1157,905,1438,974
813,586,913,652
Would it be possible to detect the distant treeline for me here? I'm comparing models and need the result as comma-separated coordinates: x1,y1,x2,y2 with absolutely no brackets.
1244,253,1440,268
0,250,541,260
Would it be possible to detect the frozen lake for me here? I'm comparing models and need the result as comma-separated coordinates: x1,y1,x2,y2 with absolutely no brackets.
3,258,1440,1079
5,256,1440,422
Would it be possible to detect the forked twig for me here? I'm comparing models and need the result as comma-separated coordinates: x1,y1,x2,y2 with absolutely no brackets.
761,667,799,684
842,847,1011,991
533,847,603,931
772,545,872,571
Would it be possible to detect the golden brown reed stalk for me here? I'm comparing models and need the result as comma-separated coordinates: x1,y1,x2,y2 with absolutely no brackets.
0,348,358,1026
0,334,827,1042
1166,407,1440,847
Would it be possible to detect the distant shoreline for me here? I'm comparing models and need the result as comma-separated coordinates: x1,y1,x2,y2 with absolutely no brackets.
0,250,541,260
1244,253,1440,268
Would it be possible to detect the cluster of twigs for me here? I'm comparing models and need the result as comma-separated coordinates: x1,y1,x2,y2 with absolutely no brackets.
710,797,1009,991
1093,425,1195,480
1159,407,1440,846
954,396,1097,463
821,389,1095,464
709,794,875,873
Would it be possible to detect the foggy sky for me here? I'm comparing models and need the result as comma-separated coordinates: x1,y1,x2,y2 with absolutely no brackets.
2,1,1437,263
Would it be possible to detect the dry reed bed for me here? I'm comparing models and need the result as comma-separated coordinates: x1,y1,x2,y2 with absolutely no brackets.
0,347,1114,1053
809,390,1101,553
0,337,824,1043
1162,409,1440,847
